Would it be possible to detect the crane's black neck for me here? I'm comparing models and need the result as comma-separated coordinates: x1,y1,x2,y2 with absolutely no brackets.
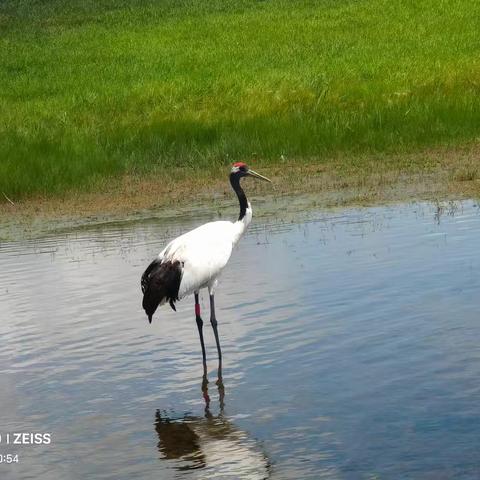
230,173,248,221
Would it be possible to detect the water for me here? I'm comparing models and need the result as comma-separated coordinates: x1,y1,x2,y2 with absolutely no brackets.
1,200,480,479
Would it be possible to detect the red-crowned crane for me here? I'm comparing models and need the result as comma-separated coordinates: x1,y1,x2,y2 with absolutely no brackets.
141,163,271,369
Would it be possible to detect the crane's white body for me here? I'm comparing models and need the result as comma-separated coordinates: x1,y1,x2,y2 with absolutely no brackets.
157,204,252,301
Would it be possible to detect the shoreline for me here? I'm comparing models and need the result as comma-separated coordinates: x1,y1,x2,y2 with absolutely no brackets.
1,146,479,239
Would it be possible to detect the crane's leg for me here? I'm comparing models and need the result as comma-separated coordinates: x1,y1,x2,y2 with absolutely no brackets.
217,367,225,412
201,371,210,411
209,293,222,367
195,292,207,372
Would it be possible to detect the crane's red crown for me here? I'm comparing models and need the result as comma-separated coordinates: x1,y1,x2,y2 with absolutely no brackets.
233,162,247,168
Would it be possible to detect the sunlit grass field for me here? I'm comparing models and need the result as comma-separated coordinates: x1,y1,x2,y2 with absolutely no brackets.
1,0,479,199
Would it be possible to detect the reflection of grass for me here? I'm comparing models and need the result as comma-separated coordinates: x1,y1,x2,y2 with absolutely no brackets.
1,0,480,200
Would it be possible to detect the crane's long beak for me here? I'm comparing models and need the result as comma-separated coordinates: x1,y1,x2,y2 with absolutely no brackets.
247,169,271,183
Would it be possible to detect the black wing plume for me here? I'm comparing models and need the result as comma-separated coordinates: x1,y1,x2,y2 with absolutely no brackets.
141,258,182,323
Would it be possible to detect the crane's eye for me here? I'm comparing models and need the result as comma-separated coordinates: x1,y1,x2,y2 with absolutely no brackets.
239,165,247,172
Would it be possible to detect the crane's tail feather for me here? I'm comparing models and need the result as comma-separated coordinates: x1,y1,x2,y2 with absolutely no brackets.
141,259,182,323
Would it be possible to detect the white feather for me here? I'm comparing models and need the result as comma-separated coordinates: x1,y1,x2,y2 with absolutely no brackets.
158,204,252,299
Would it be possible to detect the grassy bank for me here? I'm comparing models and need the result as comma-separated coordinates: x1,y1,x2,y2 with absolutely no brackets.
1,0,480,200
2,145,480,227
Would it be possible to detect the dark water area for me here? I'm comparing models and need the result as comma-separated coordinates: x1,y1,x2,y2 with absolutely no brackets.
1,200,480,479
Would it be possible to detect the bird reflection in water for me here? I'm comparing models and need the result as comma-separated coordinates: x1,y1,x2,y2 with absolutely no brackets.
155,370,270,478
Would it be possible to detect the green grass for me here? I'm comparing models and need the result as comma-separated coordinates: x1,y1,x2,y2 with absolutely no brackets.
1,0,480,199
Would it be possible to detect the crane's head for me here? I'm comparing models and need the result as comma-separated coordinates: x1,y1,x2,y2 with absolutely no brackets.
230,162,271,183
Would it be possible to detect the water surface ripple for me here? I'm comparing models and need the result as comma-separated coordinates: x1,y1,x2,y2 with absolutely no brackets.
1,201,480,479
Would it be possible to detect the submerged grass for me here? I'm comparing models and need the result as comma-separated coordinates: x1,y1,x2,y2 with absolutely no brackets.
1,0,480,200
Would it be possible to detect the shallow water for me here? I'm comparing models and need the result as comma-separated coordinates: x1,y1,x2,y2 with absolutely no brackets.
1,200,480,479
